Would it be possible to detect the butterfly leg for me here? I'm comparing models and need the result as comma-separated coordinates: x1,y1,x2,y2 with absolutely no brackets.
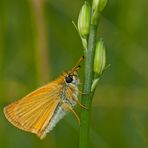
66,89,88,109
72,95,88,110
61,103,80,125
78,90,88,95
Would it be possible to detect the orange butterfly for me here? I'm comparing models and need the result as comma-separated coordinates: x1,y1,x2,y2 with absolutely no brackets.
4,56,84,139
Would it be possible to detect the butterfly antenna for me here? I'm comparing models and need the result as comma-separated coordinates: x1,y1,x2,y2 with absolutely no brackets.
71,56,84,72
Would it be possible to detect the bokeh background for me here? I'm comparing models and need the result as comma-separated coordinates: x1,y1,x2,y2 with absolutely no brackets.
0,0,148,148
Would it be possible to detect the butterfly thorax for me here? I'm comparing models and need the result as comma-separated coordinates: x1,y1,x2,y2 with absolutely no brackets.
55,71,79,107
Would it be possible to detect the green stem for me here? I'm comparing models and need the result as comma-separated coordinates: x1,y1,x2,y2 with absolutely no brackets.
79,24,98,148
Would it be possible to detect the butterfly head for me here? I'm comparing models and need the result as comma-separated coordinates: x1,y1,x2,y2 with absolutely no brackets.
64,56,84,85
64,70,79,85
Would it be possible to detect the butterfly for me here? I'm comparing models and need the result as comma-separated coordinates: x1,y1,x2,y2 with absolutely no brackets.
3,56,85,139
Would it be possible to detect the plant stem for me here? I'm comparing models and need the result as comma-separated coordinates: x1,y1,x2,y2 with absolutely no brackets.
79,23,98,148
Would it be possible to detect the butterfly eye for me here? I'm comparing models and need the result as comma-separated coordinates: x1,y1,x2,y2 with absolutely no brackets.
65,76,73,83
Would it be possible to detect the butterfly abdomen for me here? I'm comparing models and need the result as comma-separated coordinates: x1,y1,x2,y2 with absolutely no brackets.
39,106,66,139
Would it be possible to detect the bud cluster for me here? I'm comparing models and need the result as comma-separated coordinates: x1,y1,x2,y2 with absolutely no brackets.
76,0,108,91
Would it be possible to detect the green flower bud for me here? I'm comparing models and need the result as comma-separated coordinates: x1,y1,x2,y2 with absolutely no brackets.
78,1,91,37
94,39,106,75
92,0,107,25
92,0,107,12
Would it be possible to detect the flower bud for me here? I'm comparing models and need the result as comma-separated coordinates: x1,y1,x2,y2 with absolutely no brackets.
92,0,107,25
94,39,106,75
92,0,107,12
78,1,91,37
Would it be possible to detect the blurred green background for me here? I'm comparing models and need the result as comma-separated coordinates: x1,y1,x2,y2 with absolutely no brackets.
0,0,148,148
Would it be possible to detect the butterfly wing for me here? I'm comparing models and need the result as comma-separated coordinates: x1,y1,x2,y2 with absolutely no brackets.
4,81,62,139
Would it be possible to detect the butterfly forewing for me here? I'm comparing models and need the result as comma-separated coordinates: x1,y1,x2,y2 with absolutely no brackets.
4,80,63,139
